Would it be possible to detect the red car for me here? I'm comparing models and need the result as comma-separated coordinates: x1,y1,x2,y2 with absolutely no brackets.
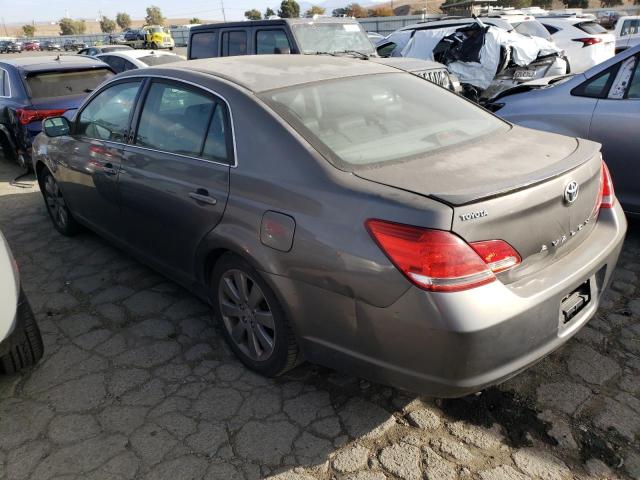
23,41,41,51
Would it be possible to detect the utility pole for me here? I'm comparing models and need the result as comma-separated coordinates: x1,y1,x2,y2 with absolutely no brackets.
221,0,227,21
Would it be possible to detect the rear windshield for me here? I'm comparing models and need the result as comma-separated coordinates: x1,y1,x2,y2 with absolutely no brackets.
138,55,182,66
262,73,507,168
577,21,607,34
291,22,375,55
26,68,114,100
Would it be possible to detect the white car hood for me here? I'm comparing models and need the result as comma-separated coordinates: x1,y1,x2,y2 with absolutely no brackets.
401,25,561,89
0,231,18,341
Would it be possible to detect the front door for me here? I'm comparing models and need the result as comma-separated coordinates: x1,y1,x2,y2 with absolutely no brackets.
119,79,232,281
62,79,143,236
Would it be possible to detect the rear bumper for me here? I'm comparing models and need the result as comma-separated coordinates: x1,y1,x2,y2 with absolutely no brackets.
272,204,626,397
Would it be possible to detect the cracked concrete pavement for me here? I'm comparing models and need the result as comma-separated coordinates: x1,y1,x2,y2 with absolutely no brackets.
0,157,638,480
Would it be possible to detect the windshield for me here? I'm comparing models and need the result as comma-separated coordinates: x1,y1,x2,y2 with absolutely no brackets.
262,73,507,168
291,22,375,55
26,69,114,100
139,55,182,66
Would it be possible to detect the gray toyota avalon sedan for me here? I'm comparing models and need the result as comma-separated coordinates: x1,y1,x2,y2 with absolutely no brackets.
32,55,626,397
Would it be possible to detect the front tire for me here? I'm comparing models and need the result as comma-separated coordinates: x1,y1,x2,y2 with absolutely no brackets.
0,294,44,374
211,253,300,377
40,168,80,236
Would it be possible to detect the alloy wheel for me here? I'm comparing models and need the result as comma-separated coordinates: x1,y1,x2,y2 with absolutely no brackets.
44,175,68,229
218,269,275,361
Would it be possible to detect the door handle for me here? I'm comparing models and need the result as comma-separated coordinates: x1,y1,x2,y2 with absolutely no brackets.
189,189,217,205
102,163,117,175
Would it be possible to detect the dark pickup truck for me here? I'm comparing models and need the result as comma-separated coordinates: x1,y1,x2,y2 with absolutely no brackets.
187,17,460,92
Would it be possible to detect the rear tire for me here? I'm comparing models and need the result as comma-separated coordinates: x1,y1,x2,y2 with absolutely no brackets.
0,296,44,374
211,253,300,377
40,168,81,236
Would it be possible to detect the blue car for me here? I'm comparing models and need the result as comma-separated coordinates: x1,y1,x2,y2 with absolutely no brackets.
0,55,114,170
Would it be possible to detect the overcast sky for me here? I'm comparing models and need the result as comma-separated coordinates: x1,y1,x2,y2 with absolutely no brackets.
1,0,381,24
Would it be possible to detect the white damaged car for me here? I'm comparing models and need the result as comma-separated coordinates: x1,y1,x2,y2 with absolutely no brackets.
377,17,568,101
0,231,43,373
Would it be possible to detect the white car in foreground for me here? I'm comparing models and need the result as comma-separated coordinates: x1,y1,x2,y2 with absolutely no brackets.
538,17,615,72
0,231,43,373
95,49,185,74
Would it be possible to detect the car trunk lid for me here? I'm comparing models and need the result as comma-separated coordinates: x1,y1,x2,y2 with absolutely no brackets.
354,126,603,270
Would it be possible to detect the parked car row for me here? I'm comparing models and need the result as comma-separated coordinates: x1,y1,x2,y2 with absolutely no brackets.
0,17,630,396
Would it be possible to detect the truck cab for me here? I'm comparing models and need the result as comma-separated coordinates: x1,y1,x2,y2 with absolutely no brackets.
614,16,640,53
187,17,375,59
124,25,174,50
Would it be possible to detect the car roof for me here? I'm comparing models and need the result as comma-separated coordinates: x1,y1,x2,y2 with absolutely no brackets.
97,49,178,60
190,17,361,33
401,17,513,31
126,54,402,93
537,16,594,25
0,55,110,72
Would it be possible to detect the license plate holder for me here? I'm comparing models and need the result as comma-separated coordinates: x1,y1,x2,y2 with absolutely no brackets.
513,69,536,81
560,280,591,325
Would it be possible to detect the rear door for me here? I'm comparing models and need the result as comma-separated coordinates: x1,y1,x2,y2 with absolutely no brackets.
589,54,640,212
119,79,232,281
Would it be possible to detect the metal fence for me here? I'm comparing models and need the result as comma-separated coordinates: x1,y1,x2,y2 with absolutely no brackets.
357,15,429,36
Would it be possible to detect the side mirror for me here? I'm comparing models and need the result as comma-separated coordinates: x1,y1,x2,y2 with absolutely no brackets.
43,117,70,137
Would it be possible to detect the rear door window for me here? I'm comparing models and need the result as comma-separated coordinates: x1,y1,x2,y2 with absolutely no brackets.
573,67,616,98
256,29,291,54
221,30,248,56
541,23,559,35
135,81,216,157
26,68,115,101
190,31,218,59
77,80,142,142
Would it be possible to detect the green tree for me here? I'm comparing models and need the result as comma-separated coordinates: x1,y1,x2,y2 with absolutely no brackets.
145,5,165,25
265,7,277,17
99,16,117,33
75,19,87,34
332,7,347,16
278,0,300,18
305,5,326,16
245,9,263,20
345,3,368,17
600,0,622,6
531,0,552,8
59,17,80,35
189,17,201,24
22,24,36,37
116,12,132,30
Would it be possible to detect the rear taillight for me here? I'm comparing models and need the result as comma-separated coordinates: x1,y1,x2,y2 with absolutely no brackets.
469,240,521,273
365,219,520,292
572,37,602,47
15,108,67,125
600,161,615,209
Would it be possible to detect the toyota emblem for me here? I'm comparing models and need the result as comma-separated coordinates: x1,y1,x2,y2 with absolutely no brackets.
564,181,579,204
